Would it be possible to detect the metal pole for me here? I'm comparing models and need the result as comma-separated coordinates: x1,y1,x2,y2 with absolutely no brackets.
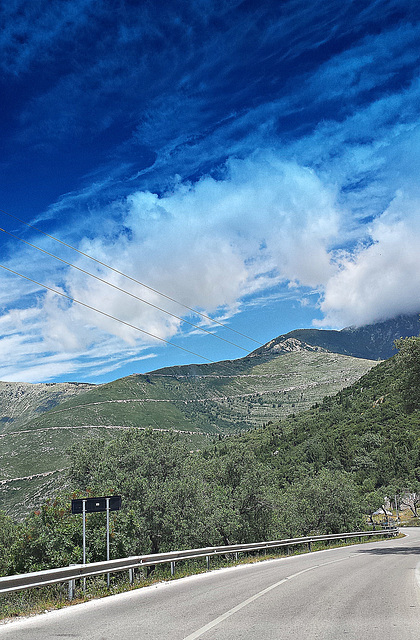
82,500,86,564
82,500,86,592
106,498,110,588
395,494,399,524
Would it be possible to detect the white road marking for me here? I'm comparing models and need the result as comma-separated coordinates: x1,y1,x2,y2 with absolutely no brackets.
183,556,353,640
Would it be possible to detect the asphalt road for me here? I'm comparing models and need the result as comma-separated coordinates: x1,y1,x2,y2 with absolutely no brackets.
2,529,420,640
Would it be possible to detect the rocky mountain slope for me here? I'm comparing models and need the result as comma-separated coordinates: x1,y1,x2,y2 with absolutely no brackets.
1,349,375,518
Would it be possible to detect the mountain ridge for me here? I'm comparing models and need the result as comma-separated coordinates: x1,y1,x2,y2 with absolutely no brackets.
251,313,420,360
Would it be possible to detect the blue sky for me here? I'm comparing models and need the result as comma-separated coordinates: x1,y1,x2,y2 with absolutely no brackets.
1,0,420,383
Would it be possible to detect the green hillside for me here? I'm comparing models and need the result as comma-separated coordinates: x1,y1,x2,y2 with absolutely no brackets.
20,349,377,432
1,349,376,518
239,355,420,489
3,312,419,521
65,335,420,554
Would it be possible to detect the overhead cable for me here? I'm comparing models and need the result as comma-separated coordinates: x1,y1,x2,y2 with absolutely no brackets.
0,208,263,346
0,263,214,364
0,226,249,353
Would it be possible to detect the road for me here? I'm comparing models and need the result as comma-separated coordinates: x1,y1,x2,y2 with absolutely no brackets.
1,528,420,639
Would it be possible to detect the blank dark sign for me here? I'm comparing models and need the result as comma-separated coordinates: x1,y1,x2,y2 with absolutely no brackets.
71,496,122,514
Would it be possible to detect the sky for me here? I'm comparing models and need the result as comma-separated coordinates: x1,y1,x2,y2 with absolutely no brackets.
1,0,420,384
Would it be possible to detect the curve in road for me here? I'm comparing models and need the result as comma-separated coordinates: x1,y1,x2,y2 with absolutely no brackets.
1,528,420,640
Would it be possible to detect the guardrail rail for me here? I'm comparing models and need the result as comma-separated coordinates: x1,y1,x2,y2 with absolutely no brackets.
0,528,398,599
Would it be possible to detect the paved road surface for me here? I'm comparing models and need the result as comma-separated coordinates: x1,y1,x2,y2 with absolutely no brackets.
1,528,420,639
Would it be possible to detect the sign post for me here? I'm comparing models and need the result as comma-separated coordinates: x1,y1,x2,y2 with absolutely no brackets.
71,496,122,590
82,499,86,591
106,497,110,587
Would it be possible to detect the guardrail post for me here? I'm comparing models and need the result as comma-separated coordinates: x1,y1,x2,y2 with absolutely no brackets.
68,564,77,601
129,568,134,585
170,561,175,577
286,545,289,556
235,552,238,562
68,578,75,601
308,541,312,552
206,555,210,570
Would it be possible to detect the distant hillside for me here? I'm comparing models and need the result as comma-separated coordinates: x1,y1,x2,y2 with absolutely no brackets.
1,349,376,519
19,350,376,434
0,381,95,433
252,313,420,360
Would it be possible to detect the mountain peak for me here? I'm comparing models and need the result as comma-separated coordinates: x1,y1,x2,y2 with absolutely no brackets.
252,312,420,361
253,336,327,357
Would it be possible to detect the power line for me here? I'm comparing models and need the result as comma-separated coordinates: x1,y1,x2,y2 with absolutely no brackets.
0,207,263,346
0,263,215,364
0,226,250,353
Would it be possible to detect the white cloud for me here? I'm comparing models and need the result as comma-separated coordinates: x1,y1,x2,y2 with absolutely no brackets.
0,300,158,383
318,193,420,327
2,132,419,380
0,153,342,382
42,153,339,347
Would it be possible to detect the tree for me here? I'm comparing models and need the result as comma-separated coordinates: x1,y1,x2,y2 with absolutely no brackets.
360,489,388,525
395,334,420,411
399,485,420,518
11,497,83,573
0,511,20,576
281,469,364,536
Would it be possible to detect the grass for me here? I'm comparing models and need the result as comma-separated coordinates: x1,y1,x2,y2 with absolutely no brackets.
0,533,399,623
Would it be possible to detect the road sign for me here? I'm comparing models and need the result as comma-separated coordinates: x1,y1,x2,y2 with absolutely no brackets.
71,495,122,588
71,495,121,514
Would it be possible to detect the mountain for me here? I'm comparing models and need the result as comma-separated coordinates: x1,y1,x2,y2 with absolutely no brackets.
253,313,420,360
7,341,419,578
1,312,419,519
1,349,376,518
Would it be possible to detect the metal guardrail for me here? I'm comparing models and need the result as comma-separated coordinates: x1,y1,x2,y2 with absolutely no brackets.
0,528,398,597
